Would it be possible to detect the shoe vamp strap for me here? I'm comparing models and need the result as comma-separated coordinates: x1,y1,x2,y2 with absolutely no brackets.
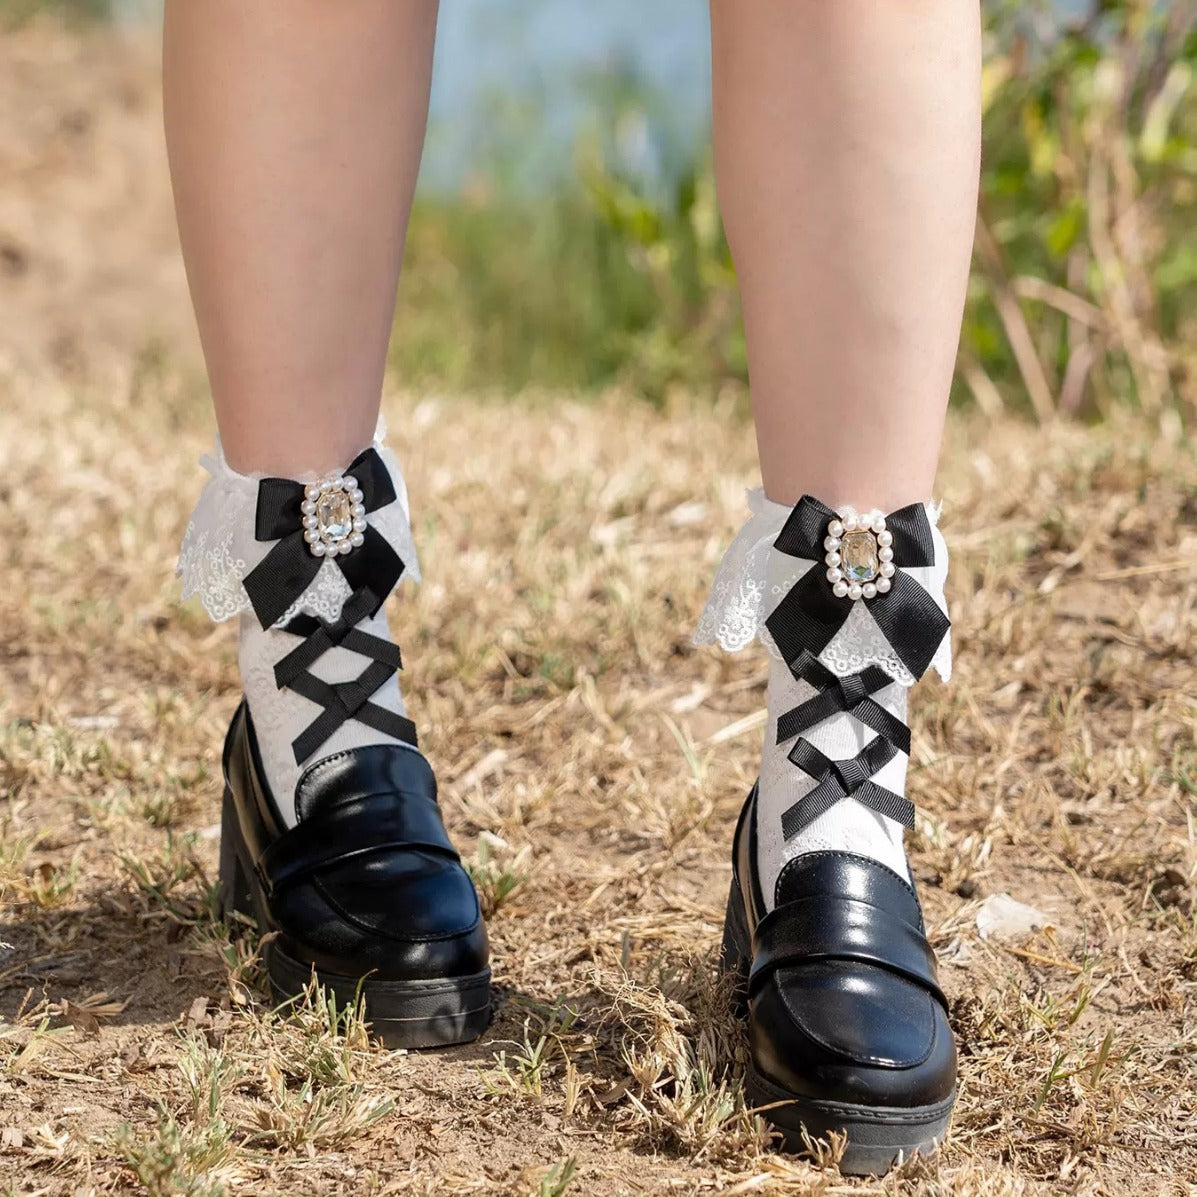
748,893,946,1010
258,789,458,895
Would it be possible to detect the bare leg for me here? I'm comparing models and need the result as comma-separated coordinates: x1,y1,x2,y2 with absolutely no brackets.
167,3,440,824
705,7,979,1161
701,0,978,894
165,4,493,1045
711,0,981,510
163,0,439,474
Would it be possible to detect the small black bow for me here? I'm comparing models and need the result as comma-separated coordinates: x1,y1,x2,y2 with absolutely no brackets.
782,739,914,838
777,650,911,754
273,587,416,763
243,447,403,630
764,495,950,681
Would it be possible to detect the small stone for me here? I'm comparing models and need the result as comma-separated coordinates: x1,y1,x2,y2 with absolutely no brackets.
316,489,353,543
840,529,880,583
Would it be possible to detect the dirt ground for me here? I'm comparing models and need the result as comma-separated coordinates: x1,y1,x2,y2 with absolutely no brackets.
1,21,1195,1197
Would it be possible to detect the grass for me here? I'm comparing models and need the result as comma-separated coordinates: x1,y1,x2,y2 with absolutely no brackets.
1,17,1196,1197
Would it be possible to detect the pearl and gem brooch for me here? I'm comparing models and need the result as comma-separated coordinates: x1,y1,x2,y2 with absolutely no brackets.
300,474,368,558
823,508,896,600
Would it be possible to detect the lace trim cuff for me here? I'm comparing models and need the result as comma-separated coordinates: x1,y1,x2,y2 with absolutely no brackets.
693,488,952,686
176,417,421,627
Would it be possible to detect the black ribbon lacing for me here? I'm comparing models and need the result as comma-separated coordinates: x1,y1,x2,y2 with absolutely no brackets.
243,447,417,766
763,495,950,839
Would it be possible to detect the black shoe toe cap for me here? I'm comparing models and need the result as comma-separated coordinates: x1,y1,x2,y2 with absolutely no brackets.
272,847,488,982
749,958,956,1108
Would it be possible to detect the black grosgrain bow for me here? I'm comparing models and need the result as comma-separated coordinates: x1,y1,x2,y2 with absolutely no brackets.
782,739,914,837
764,495,950,682
243,447,404,630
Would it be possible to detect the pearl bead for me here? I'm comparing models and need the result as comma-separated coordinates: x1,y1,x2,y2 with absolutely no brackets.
832,580,849,598
878,546,894,563
825,551,841,568
873,514,887,533
877,529,893,547
862,582,877,599
304,483,320,501
824,535,841,552
843,513,860,532
847,584,863,601
301,499,316,515
826,567,843,584
302,514,317,529
352,517,367,532
349,531,365,548
349,488,365,505
880,562,896,578
876,577,891,593
350,503,366,518
303,528,319,544
337,541,353,556
319,478,333,492
342,476,357,491
311,541,327,557
827,519,844,538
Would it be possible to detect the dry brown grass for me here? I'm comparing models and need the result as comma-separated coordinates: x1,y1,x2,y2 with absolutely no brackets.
1,19,1195,1197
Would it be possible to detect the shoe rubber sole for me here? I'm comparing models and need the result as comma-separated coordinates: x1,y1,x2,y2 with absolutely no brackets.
218,786,492,1050
721,878,954,1176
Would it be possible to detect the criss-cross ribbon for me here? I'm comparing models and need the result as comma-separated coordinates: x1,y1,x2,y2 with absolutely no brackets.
273,587,417,764
241,449,417,766
764,495,949,681
776,650,910,755
243,447,403,631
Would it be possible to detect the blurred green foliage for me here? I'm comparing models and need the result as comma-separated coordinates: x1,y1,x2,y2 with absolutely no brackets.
395,0,1195,422
8,0,1193,419
966,0,1195,422
0,0,110,26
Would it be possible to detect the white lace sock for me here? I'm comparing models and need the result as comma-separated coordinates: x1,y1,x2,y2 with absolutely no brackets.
177,418,422,827
695,488,951,910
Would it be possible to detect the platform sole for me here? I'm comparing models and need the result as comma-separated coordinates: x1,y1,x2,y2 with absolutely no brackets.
219,786,492,1050
745,1064,954,1176
721,877,954,1176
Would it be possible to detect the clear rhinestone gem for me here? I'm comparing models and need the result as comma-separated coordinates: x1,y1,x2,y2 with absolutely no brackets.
316,489,354,544
840,529,880,583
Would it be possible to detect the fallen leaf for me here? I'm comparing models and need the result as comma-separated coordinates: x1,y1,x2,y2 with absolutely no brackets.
58,1001,100,1037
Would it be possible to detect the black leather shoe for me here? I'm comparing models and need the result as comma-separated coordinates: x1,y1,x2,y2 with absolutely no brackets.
219,700,491,1048
722,787,956,1175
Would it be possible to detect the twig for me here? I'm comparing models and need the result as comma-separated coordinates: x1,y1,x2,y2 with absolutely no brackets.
974,216,1058,422
1012,275,1107,330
